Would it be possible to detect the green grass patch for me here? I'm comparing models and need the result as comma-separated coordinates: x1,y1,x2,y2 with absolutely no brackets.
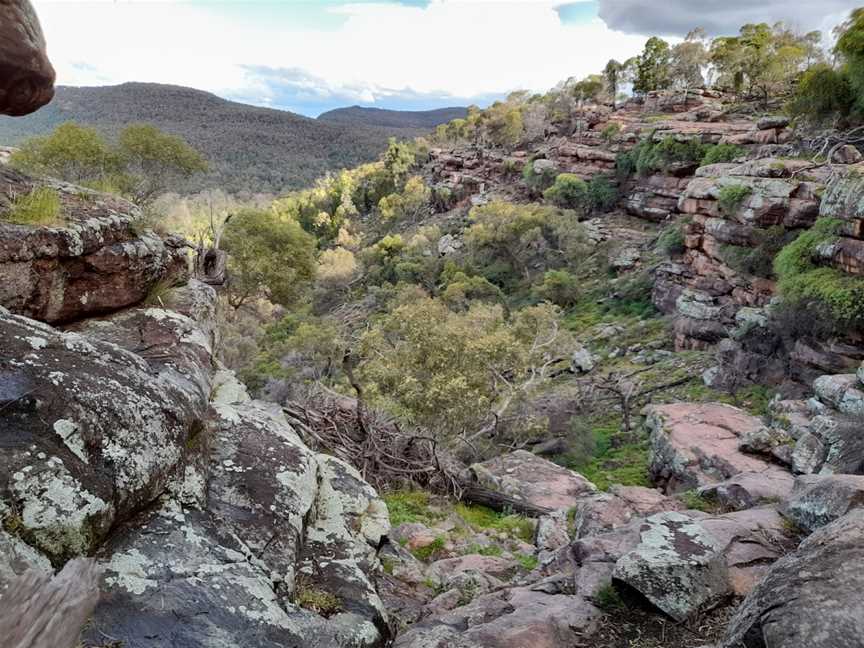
4,187,63,226
455,503,535,542
410,536,446,562
516,553,539,570
462,543,504,557
593,583,626,611
383,490,440,527
718,183,753,215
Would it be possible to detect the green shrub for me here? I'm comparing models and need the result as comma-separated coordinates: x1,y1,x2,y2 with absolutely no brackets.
617,134,708,178
533,270,580,307
543,173,587,209
593,584,626,611
4,187,62,226
455,503,535,542
601,123,621,142
702,143,744,166
656,222,686,256
773,218,864,329
411,536,446,561
788,64,855,125
523,158,557,192
585,175,619,212
719,225,792,278
294,579,342,617
717,184,752,215
516,553,539,571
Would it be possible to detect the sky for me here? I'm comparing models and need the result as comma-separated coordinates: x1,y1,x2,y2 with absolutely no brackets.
32,0,859,117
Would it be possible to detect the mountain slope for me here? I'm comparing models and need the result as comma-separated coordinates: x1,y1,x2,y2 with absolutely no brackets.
318,105,467,130
0,83,432,194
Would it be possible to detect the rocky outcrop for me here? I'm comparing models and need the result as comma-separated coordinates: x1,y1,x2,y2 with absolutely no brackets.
0,169,189,324
0,268,392,646
645,403,780,492
722,509,864,648
468,450,597,510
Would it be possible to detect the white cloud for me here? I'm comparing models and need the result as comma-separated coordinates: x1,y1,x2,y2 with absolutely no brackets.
32,0,648,114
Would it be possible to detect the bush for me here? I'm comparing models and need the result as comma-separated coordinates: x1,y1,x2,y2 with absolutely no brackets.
718,183,752,215
655,222,686,256
720,225,792,278
533,270,580,307
702,143,744,166
585,175,619,212
788,64,856,125
543,173,587,209
523,158,558,192
773,218,864,329
601,123,621,142
617,134,708,177
4,187,62,226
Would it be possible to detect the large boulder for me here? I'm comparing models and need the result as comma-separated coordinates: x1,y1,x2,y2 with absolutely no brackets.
723,509,864,648
612,507,788,620
468,450,596,510
0,281,216,562
0,169,188,324
699,470,795,511
646,403,776,492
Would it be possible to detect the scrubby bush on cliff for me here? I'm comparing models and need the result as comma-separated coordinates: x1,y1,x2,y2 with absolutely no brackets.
701,144,744,166
4,187,62,226
617,135,708,177
720,225,792,278
718,184,753,215
378,175,431,224
655,221,687,257
523,159,558,192
789,64,856,125
544,174,587,210
773,218,864,329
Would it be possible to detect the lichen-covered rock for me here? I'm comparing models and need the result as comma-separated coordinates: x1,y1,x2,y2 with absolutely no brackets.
646,403,773,492
783,474,864,534
812,373,864,417
612,507,787,619
722,509,864,648
612,512,728,621
791,413,864,475
570,486,683,538
0,282,216,561
0,170,189,324
469,450,596,510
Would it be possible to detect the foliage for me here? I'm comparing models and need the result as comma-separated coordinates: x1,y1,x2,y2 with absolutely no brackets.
834,8,864,116
717,184,753,215
720,225,791,278
585,176,619,212
709,23,822,103
522,159,558,192
702,143,744,166
593,584,626,611
788,64,855,125
670,29,709,88
533,270,580,307
454,504,534,542
617,135,708,177
655,222,686,256
465,201,589,288
221,209,317,309
543,173,587,210
516,553,539,571
601,122,621,141
3,187,62,226
10,122,206,204
360,297,573,441
378,175,430,224
633,37,672,94
441,271,505,311
117,123,208,203
411,536,446,561
678,490,718,512
382,490,439,527
774,218,864,329
294,579,342,617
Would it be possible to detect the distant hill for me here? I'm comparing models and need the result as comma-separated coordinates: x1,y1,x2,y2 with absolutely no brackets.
318,105,468,130
0,83,445,194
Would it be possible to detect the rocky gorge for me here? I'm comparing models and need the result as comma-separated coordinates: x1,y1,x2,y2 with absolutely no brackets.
3,86,864,648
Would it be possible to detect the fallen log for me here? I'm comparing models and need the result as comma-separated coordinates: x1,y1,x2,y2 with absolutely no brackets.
459,484,553,518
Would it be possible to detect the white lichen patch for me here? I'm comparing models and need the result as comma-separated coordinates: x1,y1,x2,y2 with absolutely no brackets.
104,548,158,595
53,419,88,464
61,333,96,354
23,336,48,350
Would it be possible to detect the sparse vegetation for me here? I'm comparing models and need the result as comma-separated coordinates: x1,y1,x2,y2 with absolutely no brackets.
717,184,752,215
294,578,342,617
3,187,62,226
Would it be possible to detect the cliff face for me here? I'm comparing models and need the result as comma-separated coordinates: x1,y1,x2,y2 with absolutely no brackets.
0,175,392,647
